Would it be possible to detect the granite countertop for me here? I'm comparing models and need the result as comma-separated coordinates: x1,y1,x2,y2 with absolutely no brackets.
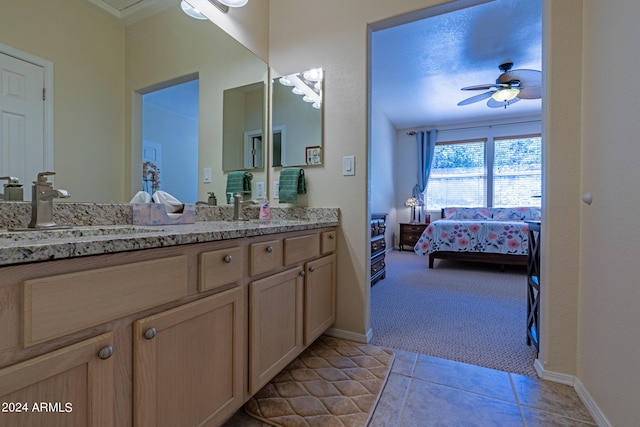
0,212,339,267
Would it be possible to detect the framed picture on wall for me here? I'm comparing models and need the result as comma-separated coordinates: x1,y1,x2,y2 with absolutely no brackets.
306,146,321,165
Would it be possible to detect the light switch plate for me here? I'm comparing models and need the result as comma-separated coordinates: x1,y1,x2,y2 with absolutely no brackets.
343,156,355,176
203,167,212,183
256,182,265,199
273,182,279,198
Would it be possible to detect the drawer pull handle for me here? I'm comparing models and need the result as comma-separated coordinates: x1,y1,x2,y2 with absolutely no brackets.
309,266,315,273
144,327,157,340
299,270,305,277
328,234,335,240
224,255,233,263
266,246,273,253
98,345,113,360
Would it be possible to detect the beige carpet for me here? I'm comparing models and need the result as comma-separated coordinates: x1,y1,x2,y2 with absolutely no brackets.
371,250,538,376
244,336,394,427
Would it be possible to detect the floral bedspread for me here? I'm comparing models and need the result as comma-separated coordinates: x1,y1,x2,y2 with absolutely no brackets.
413,220,530,256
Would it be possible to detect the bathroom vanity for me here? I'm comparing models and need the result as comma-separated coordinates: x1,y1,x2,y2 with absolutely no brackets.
0,209,338,427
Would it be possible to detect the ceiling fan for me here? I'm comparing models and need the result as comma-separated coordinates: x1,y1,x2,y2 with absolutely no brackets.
457,62,542,108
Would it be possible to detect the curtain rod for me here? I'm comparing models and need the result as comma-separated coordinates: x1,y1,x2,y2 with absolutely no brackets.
405,119,541,135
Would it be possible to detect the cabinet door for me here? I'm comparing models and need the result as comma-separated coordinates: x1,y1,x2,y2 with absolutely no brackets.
304,254,336,345
0,332,114,427
133,288,245,427
249,267,304,394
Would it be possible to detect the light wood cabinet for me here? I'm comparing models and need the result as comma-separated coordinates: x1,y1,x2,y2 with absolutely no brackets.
0,332,115,427
249,267,304,394
0,226,336,427
133,288,245,427
304,254,336,345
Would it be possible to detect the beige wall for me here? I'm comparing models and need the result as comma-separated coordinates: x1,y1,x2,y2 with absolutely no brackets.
0,0,124,201
579,1,640,425
268,0,480,339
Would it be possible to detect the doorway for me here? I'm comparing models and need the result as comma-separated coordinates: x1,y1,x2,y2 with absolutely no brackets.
368,0,543,373
139,77,199,203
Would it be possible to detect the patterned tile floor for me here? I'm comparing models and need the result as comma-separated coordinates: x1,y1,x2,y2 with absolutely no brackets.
223,348,596,427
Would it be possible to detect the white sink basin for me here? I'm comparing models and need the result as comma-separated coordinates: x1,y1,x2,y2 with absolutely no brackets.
0,226,161,242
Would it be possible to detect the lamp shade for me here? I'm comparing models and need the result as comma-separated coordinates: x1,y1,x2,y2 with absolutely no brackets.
218,0,248,7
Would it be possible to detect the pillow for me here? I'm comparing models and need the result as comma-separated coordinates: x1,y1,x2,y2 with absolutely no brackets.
443,207,492,220
493,207,541,221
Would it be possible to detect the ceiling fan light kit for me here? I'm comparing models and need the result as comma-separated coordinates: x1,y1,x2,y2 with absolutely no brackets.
458,62,541,108
491,87,520,102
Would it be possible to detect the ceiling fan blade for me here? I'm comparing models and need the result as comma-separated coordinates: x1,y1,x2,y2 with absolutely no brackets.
486,97,521,108
499,69,541,87
516,86,542,99
461,83,507,91
457,91,494,106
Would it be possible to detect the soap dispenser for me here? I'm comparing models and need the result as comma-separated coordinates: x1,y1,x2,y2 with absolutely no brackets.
0,176,23,201
207,192,217,206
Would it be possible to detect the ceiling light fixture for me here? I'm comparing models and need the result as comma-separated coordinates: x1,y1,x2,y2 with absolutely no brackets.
491,87,520,102
180,1,208,19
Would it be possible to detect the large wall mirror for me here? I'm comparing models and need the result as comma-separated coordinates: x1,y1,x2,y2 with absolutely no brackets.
1,0,267,203
272,68,323,167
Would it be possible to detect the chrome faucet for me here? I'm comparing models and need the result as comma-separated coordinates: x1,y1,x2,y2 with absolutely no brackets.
28,171,70,228
232,192,257,221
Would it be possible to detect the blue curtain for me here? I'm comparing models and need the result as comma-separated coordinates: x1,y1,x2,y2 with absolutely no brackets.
412,130,438,206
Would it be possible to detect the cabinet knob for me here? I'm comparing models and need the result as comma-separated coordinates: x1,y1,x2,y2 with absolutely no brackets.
98,345,113,360
223,255,232,263
308,266,315,273
299,270,305,277
266,246,273,253
328,234,335,240
144,327,157,340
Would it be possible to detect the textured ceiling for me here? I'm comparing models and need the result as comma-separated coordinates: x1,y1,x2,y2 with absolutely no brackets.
371,0,542,129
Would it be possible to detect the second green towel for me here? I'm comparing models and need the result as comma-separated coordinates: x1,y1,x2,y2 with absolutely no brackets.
278,168,306,204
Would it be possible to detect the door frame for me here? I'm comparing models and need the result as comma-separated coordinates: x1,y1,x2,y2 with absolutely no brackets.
0,43,54,173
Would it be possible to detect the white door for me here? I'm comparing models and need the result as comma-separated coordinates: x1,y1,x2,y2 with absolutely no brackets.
0,51,45,200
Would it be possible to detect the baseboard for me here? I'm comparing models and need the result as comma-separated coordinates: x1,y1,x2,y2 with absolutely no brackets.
574,378,612,427
534,360,611,427
324,327,372,344
533,359,575,385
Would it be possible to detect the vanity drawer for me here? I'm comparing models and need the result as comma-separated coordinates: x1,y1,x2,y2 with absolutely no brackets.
250,239,284,276
321,230,336,254
284,233,320,265
23,256,188,347
199,246,244,292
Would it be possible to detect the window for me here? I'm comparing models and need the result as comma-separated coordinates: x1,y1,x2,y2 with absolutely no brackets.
425,135,541,209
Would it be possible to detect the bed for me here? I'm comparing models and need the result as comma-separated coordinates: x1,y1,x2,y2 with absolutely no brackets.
413,207,540,268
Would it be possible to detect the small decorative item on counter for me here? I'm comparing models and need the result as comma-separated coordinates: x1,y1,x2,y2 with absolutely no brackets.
208,192,217,206
259,199,271,221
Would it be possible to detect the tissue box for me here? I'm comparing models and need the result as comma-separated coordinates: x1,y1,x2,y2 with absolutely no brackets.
132,203,196,225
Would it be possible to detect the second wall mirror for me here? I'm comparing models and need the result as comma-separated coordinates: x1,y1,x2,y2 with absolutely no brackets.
272,68,323,167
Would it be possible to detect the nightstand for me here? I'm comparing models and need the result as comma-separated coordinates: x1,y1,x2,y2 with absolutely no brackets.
399,223,428,251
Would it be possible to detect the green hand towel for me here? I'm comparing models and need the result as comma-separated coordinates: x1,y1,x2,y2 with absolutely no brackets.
279,168,306,204
226,171,247,203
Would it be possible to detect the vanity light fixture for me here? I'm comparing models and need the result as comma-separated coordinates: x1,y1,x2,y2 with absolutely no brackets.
180,0,208,19
279,77,294,86
302,68,323,82
217,0,248,7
